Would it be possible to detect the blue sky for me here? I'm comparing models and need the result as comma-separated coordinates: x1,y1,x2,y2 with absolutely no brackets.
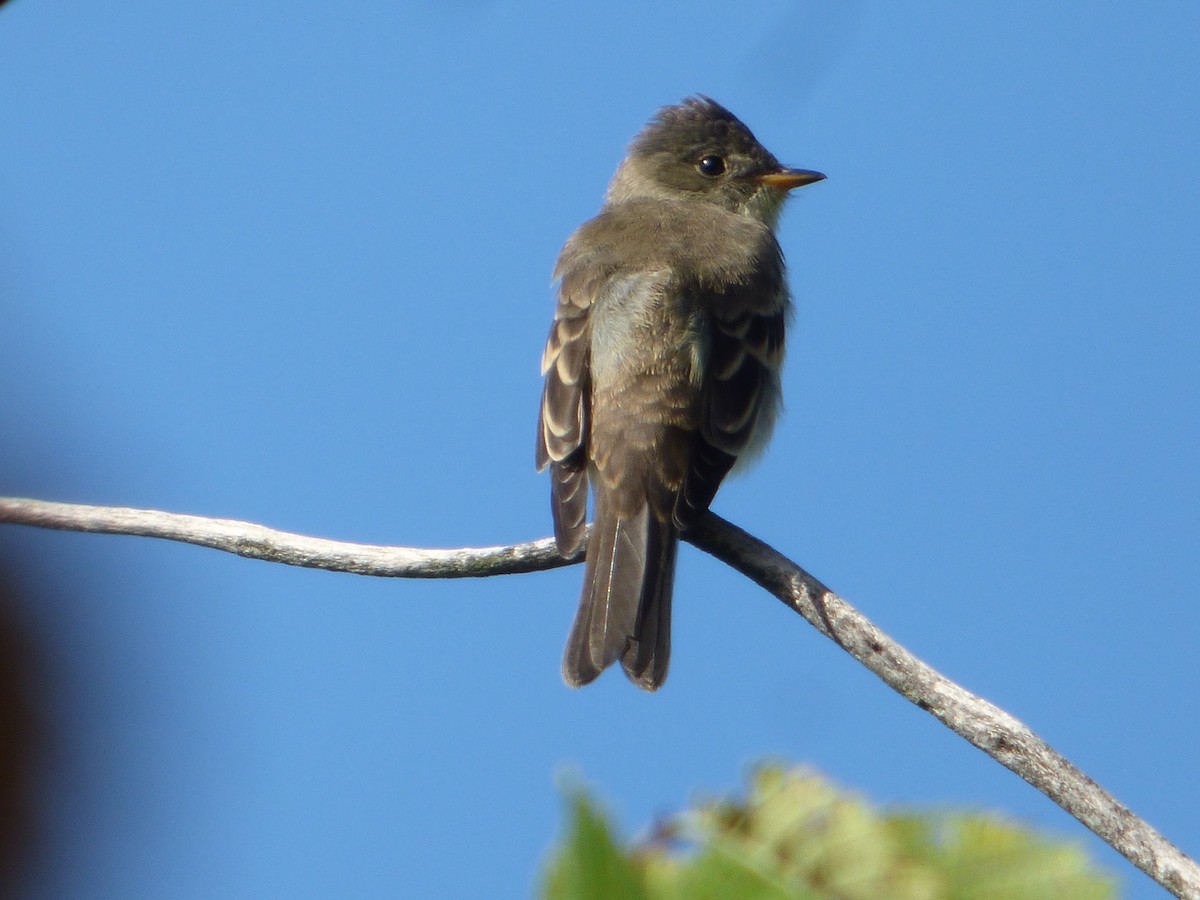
1,2,1197,897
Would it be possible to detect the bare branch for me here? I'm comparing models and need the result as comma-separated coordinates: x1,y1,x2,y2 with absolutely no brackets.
1,495,1196,898
0,497,578,577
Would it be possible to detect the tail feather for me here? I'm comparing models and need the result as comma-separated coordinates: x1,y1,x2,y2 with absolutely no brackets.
562,494,677,691
621,531,676,690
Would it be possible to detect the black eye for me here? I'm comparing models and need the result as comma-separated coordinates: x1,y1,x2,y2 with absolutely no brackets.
697,155,726,177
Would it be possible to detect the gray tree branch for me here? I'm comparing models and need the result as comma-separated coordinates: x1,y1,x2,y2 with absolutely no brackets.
1,495,1195,898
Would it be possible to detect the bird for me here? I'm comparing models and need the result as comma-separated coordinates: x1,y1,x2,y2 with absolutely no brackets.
536,96,824,690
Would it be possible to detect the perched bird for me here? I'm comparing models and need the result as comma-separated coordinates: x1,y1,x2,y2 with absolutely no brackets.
536,97,823,690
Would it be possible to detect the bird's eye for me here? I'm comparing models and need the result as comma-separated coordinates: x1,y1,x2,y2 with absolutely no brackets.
697,155,726,177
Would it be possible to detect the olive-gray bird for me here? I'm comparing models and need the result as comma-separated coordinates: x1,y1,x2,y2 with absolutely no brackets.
536,97,824,690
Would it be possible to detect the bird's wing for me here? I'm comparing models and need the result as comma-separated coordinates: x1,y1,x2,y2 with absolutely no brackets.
676,292,787,528
536,256,595,556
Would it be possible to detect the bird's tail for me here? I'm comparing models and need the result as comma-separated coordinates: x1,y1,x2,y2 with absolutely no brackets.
561,492,678,691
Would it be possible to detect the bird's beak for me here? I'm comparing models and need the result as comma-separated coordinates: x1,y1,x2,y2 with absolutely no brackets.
756,168,826,191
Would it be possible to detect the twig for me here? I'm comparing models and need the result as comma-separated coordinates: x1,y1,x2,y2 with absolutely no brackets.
0,497,578,576
1,495,1195,898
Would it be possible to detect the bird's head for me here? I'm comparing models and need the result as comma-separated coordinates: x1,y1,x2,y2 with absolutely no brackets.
605,96,824,226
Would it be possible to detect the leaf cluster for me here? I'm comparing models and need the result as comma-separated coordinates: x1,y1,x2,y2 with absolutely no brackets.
541,766,1117,900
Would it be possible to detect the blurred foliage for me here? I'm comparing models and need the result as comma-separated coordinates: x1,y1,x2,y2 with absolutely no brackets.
541,765,1117,900
0,556,47,893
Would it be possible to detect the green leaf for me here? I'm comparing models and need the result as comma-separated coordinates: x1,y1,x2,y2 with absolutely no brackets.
541,790,649,900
